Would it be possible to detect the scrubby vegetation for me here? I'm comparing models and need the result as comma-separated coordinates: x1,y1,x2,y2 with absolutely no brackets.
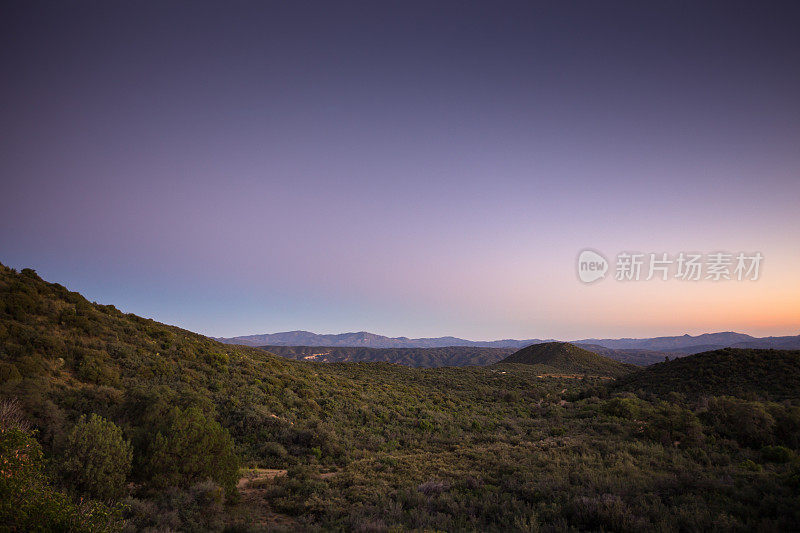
62,413,132,500
259,345,515,367
1,263,799,531
615,347,800,401
499,341,638,377
0,400,123,531
261,343,676,368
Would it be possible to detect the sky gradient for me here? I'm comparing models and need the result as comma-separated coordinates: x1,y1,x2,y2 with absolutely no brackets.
1,1,799,340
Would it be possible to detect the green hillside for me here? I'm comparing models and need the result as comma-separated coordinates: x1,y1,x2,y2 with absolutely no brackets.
261,344,673,368
1,264,799,531
615,347,800,401
499,342,638,377
260,345,514,366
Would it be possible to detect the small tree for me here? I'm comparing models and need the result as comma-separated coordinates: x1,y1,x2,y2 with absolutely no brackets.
143,407,239,497
1,423,122,531
62,414,132,500
704,396,776,448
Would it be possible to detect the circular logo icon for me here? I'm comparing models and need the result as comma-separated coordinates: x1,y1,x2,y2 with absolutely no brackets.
577,249,608,283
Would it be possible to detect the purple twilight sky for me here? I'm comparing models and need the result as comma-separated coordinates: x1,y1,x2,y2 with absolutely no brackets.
1,1,799,340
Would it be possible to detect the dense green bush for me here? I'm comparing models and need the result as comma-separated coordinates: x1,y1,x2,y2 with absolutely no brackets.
761,445,794,463
142,407,239,497
704,396,776,448
0,362,21,385
644,401,704,447
603,395,642,419
0,421,122,530
61,414,133,500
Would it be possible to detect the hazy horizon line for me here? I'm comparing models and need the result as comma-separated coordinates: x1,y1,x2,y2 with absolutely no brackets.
215,328,800,342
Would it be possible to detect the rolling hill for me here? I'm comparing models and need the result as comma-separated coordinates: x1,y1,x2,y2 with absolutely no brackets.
259,345,515,367
615,347,800,401
498,342,638,377
259,343,674,367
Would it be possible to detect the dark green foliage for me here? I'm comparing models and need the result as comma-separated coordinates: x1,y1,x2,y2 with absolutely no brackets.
142,407,239,496
261,344,515,367
702,396,785,449
761,445,794,463
123,481,227,532
499,342,638,377
0,413,122,531
0,362,21,385
643,401,704,447
603,395,643,418
616,347,800,401
61,414,133,500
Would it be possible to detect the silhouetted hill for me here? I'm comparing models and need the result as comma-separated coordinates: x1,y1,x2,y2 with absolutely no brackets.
615,347,800,401
259,345,514,367
499,342,637,377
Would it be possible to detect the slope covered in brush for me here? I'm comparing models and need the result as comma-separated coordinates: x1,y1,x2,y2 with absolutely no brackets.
499,342,637,377
259,345,514,366
615,347,800,401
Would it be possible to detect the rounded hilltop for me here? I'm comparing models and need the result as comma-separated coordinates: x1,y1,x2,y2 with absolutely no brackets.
499,342,637,378
614,347,800,401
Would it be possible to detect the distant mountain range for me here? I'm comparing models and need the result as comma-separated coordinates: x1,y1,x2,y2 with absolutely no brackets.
217,330,800,354
216,331,552,349
574,332,800,352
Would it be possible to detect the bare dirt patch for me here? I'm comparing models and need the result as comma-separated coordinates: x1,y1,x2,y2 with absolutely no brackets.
536,373,614,380
229,469,294,530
